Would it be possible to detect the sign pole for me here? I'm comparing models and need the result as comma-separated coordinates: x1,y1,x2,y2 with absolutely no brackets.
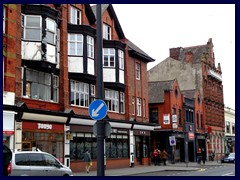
96,4,105,176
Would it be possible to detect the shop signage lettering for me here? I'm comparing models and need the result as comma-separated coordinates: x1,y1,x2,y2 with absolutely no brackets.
38,123,52,130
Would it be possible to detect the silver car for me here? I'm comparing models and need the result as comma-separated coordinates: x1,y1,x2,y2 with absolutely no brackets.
8,150,73,176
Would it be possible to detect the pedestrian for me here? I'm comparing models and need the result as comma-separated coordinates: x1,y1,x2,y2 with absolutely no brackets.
197,148,202,164
152,148,159,166
84,149,92,173
210,151,215,161
201,148,206,165
162,149,168,165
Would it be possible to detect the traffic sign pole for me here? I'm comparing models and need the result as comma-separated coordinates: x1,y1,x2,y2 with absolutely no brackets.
96,4,105,176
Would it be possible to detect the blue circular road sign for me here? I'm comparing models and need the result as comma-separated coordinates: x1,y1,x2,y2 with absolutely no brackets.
89,99,108,120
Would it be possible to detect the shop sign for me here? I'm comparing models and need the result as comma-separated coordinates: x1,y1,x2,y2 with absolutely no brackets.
38,123,52,130
172,115,177,123
3,131,14,135
172,123,178,129
188,132,195,140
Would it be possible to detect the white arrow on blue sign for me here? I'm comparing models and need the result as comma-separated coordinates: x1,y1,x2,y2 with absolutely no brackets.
89,99,108,120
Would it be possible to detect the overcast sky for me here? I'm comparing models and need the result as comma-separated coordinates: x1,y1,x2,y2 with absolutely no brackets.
112,4,235,110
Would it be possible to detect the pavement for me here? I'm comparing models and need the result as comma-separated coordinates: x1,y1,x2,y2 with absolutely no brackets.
73,160,224,176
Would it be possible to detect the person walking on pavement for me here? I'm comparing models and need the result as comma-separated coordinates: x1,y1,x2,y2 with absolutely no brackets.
162,149,168,165
197,148,202,164
201,148,206,165
84,149,92,173
152,148,159,166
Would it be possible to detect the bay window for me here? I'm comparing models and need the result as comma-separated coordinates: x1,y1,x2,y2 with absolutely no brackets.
22,15,42,41
70,80,90,107
68,34,83,56
103,48,115,67
118,50,124,70
105,89,119,112
25,69,59,102
87,36,94,58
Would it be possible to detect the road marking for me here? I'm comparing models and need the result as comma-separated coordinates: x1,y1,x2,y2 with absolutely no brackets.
198,168,206,172
222,172,235,176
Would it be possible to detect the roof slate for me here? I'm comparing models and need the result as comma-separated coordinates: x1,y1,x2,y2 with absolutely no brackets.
148,80,175,103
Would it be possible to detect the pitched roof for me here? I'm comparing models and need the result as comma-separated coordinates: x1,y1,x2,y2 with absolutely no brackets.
148,80,175,103
181,89,197,99
178,45,208,64
128,40,155,62
91,4,125,39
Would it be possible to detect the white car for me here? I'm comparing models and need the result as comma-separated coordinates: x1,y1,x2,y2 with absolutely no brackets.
7,150,73,176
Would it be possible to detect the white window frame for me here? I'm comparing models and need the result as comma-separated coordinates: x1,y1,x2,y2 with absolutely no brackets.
105,89,119,112
137,98,141,116
70,80,89,107
90,84,95,102
22,15,42,41
68,33,83,56
87,36,94,59
226,121,230,134
103,48,115,67
103,23,111,40
118,50,124,70
132,97,135,115
70,6,81,25
136,63,140,80
25,69,59,102
46,18,56,45
120,92,125,114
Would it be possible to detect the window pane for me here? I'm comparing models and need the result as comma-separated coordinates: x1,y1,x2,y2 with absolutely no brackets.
26,16,40,27
25,29,41,40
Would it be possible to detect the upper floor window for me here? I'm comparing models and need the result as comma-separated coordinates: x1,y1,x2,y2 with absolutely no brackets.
150,108,158,124
136,63,140,80
70,6,81,25
137,98,141,116
118,50,124,70
103,48,115,67
22,15,42,41
226,121,230,133
105,89,119,112
87,36,94,59
103,23,111,40
90,84,95,103
70,80,89,107
178,109,182,125
132,97,135,115
46,18,56,45
68,34,83,56
232,123,235,134
3,6,6,34
25,69,59,102
143,99,146,118
120,92,125,114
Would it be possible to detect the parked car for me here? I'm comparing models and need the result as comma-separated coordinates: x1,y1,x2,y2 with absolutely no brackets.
3,144,12,176
7,150,73,176
221,152,235,163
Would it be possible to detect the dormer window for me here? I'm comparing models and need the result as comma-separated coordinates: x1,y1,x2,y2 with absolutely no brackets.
22,15,42,41
103,23,111,40
70,6,81,25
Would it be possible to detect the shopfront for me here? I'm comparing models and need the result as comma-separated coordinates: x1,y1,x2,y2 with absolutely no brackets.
3,110,16,151
22,121,65,163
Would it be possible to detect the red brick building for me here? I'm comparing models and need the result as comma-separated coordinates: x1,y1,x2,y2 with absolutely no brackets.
148,38,224,159
3,4,155,172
